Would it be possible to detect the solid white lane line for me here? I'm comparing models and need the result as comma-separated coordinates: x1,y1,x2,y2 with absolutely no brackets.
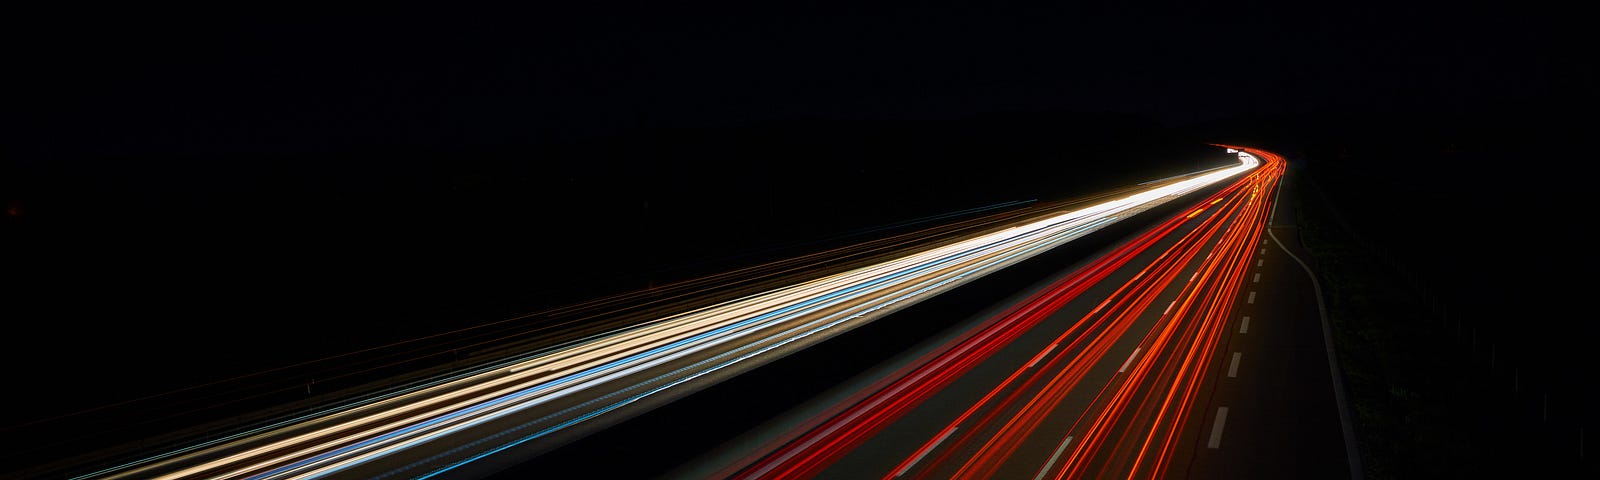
1239,316,1251,334
1032,435,1076,480
1247,291,1256,304
895,427,958,477
1119,347,1143,373
1228,352,1241,378
1269,224,1365,478
1208,407,1229,449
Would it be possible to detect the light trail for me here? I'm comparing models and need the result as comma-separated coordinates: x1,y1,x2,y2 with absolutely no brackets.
715,146,1283,480
78,150,1258,480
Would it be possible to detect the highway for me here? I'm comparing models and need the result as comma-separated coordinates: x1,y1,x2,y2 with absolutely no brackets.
57,149,1260,479
664,147,1354,479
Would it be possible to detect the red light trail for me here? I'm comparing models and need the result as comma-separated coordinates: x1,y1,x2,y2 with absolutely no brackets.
722,147,1285,480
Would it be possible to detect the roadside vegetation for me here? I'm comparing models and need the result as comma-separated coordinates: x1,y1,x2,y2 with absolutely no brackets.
1290,138,1587,478
1292,158,1470,478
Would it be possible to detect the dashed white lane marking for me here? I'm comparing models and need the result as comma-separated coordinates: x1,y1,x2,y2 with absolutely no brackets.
1208,407,1230,449
1260,247,1266,255
1228,352,1242,378
1247,291,1256,304
896,427,958,477
1239,316,1251,334
1027,344,1058,368
1119,347,1143,373
1257,259,1263,267
1253,273,1260,283
1032,435,1076,480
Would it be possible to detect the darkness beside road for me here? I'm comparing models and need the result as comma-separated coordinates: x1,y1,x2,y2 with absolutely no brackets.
1192,108,1595,478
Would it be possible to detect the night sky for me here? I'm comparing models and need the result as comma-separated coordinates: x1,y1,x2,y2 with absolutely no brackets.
2,1,1591,471
8,2,1579,156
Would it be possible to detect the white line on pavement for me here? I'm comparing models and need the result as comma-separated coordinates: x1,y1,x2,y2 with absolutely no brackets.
1027,344,1058,369
1032,435,1076,480
1119,347,1143,373
1208,407,1230,449
896,427,958,477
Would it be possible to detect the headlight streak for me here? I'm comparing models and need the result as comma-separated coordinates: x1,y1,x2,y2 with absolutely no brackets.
403,218,1117,480
903,176,1259,480
939,150,1278,480
1032,173,1267,479
727,203,1202,480
159,239,1053,479
261,216,1099,479
978,148,1278,480
716,147,1280,480
85,153,1256,480
285,217,1121,480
